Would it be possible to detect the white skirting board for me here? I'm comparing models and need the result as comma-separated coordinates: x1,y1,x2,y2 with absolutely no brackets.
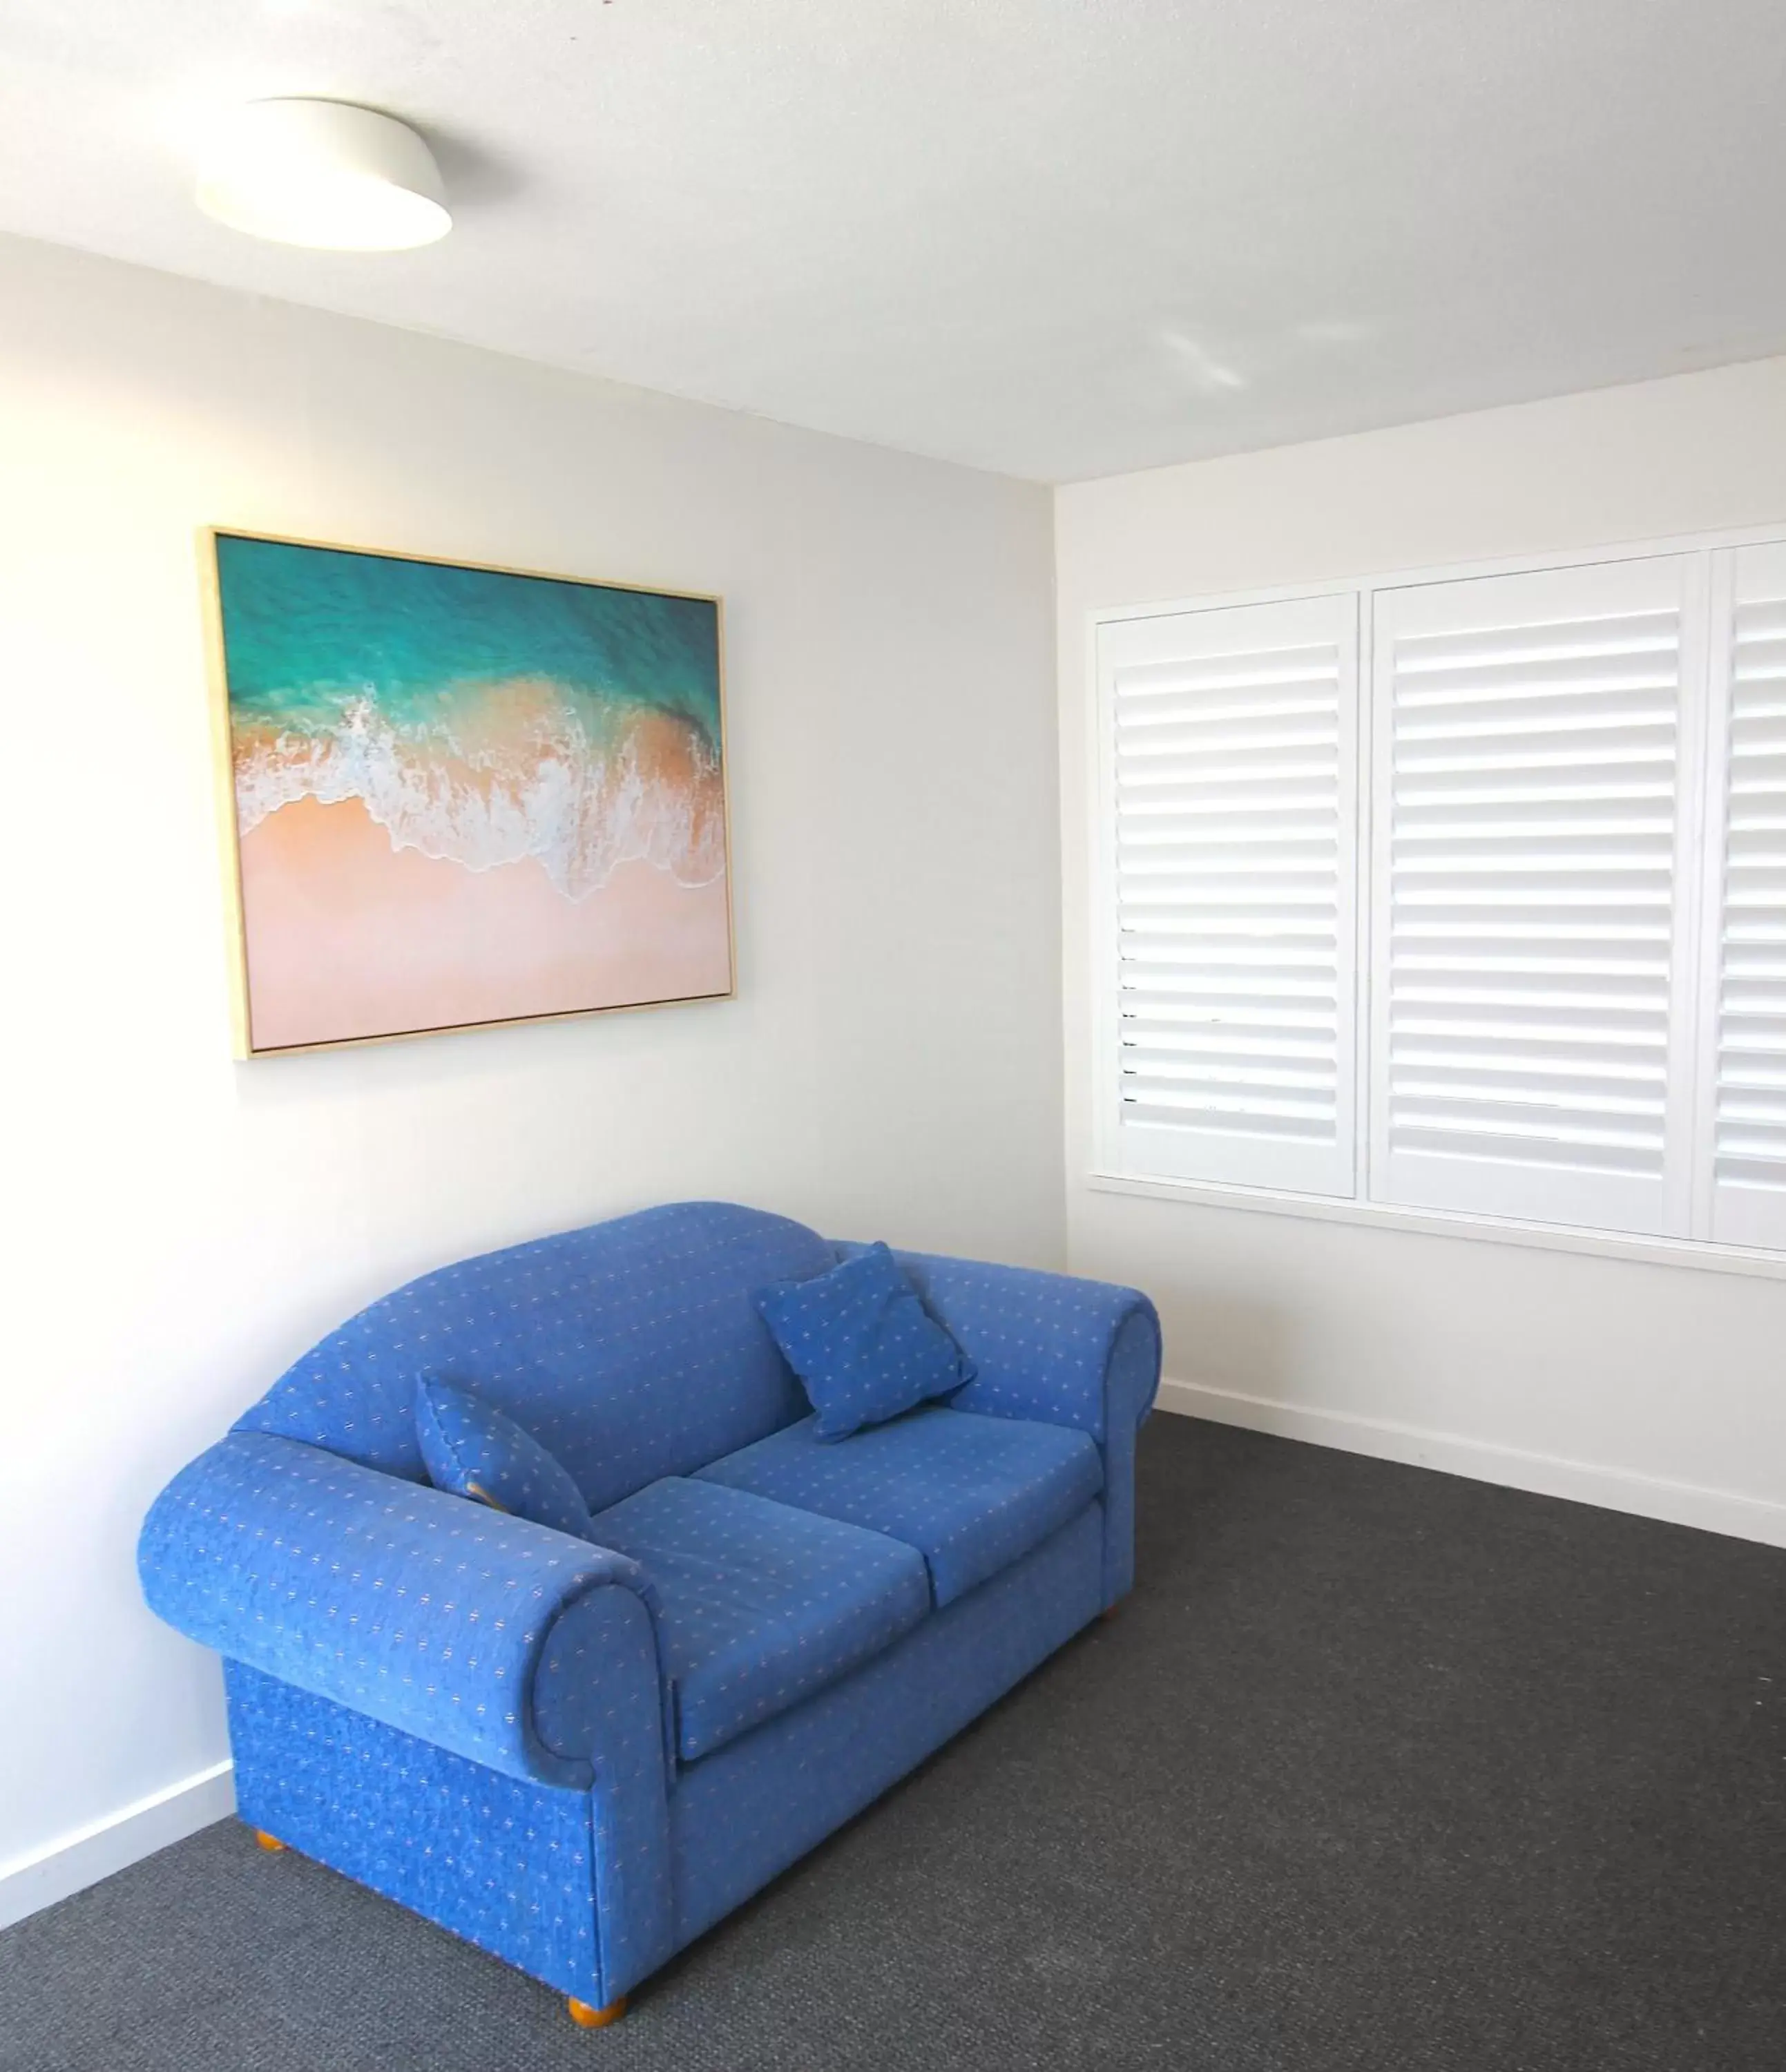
1156,1377,1786,1550
0,1761,236,1932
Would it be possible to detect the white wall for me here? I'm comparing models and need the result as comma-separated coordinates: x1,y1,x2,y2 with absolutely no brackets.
0,233,1061,1917
1057,356,1786,1546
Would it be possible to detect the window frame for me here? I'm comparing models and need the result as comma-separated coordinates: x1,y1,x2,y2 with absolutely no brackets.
1086,520,1786,1280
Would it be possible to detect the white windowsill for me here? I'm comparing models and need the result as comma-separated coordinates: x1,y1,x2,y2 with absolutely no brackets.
1084,1169,1786,1282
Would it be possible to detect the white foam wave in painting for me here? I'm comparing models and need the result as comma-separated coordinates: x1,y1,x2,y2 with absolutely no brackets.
235,691,725,899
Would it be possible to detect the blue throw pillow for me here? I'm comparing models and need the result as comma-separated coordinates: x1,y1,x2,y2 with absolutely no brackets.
755,1242,976,1441
414,1378,594,1542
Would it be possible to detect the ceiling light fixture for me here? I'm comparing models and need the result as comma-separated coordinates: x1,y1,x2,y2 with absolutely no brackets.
195,99,450,251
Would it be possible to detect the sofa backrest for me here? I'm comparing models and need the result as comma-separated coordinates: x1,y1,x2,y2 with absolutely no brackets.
233,1201,832,1513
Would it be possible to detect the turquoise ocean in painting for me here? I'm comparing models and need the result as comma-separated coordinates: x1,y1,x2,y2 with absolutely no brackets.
215,535,726,897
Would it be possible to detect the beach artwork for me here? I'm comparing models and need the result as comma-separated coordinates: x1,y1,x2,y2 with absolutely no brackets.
209,532,731,1054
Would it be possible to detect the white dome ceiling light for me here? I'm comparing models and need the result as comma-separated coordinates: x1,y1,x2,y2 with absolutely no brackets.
195,100,451,252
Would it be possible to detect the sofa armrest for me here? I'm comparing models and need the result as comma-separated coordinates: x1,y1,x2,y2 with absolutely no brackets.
876,1250,1161,1446
138,1431,662,1790
865,1250,1161,1606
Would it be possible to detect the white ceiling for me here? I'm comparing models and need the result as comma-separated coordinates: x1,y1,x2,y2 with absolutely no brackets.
3,1,1786,482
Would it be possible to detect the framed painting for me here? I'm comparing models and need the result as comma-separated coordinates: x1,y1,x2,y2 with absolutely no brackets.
204,530,733,1055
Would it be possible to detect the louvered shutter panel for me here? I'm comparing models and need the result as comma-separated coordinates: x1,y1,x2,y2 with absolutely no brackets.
1700,541,1786,1247
1369,556,1705,1235
1097,593,1359,1195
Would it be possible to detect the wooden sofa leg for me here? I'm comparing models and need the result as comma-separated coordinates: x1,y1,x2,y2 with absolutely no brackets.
568,1995,628,2028
253,1830,287,1852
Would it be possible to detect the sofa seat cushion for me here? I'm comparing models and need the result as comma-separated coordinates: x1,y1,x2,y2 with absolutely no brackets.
695,1406,1104,1609
586,1477,930,1763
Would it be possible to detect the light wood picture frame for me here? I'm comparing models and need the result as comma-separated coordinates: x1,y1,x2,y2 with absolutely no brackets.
203,528,733,1057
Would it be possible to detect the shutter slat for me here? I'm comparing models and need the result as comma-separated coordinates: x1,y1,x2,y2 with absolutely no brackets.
1396,667,1680,708
1122,1008,1336,1041
1397,778,1677,807
1396,699,1678,741
1391,1095,1664,1142
1121,854,1338,887
1119,721,1338,758
1392,610,1679,671
1394,738,1675,774
1395,822,1675,853
1126,1063,1336,1104
1713,1158,1786,1192
1118,791,1338,821
1121,1102,1336,1142
1396,812,1675,841
1118,702,1336,736
1119,709,1343,742
1118,756,1338,789
1390,1033,1666,1075
1123,941,1338,969
1393,1071,1666,1117
1392,937,1668,970
1389,906,1669,934
1111,646,1338,698
1389,1126,1661,1177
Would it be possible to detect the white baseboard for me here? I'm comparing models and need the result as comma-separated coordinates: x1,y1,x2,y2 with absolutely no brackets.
0,1761,236,1932
1155,1376,1786,1551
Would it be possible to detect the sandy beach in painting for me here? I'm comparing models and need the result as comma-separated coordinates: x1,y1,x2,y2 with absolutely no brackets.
240,796,729,1049
212,534,731,1051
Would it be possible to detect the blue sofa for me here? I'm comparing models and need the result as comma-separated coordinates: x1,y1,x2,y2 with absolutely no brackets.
139,1202,1160,2024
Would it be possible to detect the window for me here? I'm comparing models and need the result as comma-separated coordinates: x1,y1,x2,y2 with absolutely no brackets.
1703,541,1786,1249
1096,593,1358,1196
1093,528,1786,1262
1370,556,1706,1237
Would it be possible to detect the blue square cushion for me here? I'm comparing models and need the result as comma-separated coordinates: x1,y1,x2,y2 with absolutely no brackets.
588,1477,930,1762
414,1378,595,1542
698,1405,1104,1609
755,1241,974,1441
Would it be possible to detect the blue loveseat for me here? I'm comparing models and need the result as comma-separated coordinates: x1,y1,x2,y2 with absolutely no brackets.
139,1202,1160,2023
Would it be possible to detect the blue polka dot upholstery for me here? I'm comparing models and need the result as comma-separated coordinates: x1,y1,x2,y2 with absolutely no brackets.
227,1662,611,2005
855,1246,1160,1446
861,1247,1161,1604
528,1584,676,1990
669,1504,1104,1950
233,1202,833,1513
137,1202,1162,2012
696,1404,1102,1608
414,1378,597,1542
586,1477,930,1761
137,1430,657,1788
753,1240,974,1439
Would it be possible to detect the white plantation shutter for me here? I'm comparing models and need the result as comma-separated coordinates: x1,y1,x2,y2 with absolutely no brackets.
1698,542,1786,1247
1097,593,1359,1194
1369,557,1707,1235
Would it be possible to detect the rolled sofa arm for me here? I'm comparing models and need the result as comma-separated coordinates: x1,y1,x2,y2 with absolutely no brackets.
880,1250,1161,1445
876,1250,1162,1606
138,1431,663,1790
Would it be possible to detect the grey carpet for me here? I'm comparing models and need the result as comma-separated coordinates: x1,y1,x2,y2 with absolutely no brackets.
5,1417,1785,2071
